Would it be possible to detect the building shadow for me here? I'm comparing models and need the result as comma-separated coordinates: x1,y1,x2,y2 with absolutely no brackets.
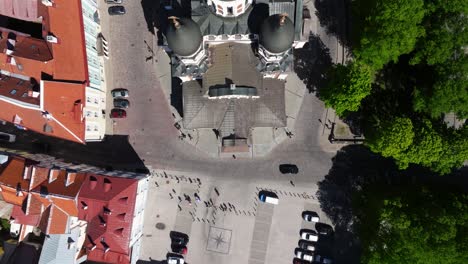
0,123,148,174
170,77,184,117
247,3,269,34
141,0,160,35
314,0,351,48
294,34,332,93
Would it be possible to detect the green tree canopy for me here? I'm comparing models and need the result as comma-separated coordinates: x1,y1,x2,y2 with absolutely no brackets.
413,55,468,118
320,61,373,117
366,117,414,158
355,0,426,69
358,183,468,264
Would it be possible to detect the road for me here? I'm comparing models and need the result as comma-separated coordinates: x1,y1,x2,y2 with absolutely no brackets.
0,1,352,263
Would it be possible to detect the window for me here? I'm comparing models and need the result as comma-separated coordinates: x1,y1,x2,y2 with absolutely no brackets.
10,89,17,95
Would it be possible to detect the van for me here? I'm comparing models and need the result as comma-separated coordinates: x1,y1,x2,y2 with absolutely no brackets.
258,190,279,205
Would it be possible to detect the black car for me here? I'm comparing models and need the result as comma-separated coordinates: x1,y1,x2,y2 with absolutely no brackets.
108,6,126,15
113,98,130,108
279,164,299,174
170,231,189,246
171,244,188,255
315,223,334,236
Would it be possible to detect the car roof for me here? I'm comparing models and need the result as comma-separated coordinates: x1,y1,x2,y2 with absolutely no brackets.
258,190,278,198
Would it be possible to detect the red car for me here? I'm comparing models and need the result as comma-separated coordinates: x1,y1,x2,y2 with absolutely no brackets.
111,108,126,118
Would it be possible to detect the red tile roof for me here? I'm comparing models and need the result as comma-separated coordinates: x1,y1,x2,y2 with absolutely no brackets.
0,155,36,189
79,174,139,264
11,205,40,226
0,0,91,143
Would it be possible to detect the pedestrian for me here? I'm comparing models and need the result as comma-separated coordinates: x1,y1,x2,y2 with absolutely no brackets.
214,188,219,196
172,189,176,194
188,134,193,140
195,196,201,203
169,193,174,199
197,178,201,185
178,196,182,202
290,180,295,187
178,205,182,211
232,154,236,159
189,178,193,184
154,181,159,187
204,201,209,207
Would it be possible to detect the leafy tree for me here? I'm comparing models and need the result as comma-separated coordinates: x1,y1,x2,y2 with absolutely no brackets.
410,12,467,66
358,183,468,264
413,55,468,118
366,117,414,158
321,61,373,117
355,0,426,69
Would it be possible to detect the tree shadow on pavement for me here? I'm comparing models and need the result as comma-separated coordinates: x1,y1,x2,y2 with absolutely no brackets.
294,34,332,93
316,145,398,264
317,144,468,264
314,0,351,48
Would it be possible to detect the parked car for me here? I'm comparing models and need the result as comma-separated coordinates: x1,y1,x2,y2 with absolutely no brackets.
166,252,185,264
302,211,320,222
105,0,122,4
113,98,130,108
258,190,279,205
108,5,126,15
171,244,188,255
314,254,333,264
110,108,126,118
298,239,316,252
111,88,129,98
279,164,299,174
300,229,318,242
0,132,16,143
170,231,189,246
294,248,314,262
315,223,334,236
293,258,310,264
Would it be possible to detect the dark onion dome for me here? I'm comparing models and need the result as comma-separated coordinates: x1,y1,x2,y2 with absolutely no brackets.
259,14,295,54
165,16,202,57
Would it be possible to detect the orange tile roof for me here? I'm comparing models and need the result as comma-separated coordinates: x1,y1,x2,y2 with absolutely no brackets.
0,185,27,206
29,166,49,191
40,0,88,81
41,80,85,142
50,196,78,217
26,192,44,215
11,204,40,226
47,205,69,234
0,100,85,143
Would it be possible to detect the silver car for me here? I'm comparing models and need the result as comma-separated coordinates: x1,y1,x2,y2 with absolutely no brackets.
105,0,122,4
111,88,129,98
0,132,16,143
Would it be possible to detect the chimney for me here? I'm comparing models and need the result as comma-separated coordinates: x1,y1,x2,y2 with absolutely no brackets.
101,241,110,253
67,237,75,250
66,171,77,186
23,166,32,180
99,215,106,227
89,176,97,189
48,168,60,183
103,178,112,192
103,206,111,215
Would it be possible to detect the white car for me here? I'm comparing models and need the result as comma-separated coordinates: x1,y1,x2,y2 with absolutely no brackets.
167,253,185,264
295,248,314,262
0,132,16,143
302,210,320,222
300,229,318,242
